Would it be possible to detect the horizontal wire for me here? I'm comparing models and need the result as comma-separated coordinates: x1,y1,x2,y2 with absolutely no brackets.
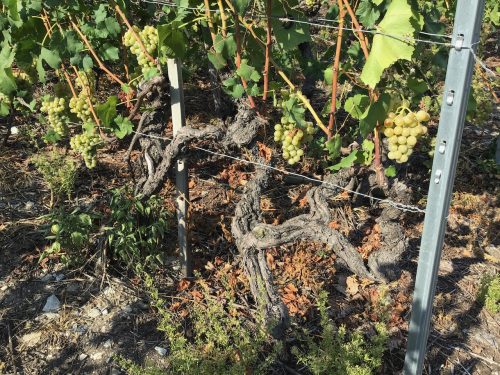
140,0,494,77
131,130,426,213
141,0,454,44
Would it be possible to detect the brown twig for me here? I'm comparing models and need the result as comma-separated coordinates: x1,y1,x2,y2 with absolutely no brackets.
477,66,500,103
225,0,329,135
343,0,369,60
328,0,346,138
204,0,217,45
61,66,78,98
373,127,386,186
233,9,257,110
262,0,272,102
70,19,126,87
114,5,156,65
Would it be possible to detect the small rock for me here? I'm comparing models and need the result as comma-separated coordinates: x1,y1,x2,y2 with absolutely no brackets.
438,260,454,276
42,294,60,312
103,339,113,348
1,284,8,291
91,351,105,361
88,308,101,318
101,308,109,315
41,273,54,282
25,201,34,210
66,283,80,293
78,353,88,361
72,324,88,334
10,126,19,135
20,331,42,348
154,346,167,356
121,305,133,314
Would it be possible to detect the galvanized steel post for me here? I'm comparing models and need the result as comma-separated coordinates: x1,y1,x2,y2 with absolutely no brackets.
404,1,485,374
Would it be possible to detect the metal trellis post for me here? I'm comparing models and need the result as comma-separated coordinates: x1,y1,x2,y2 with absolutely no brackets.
167,58,192,278
403,1,485,374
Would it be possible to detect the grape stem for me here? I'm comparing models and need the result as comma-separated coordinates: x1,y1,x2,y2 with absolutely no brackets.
232,6,257,110
328,0,346,139
40,10,77,99
70,18,126,87
262,0,272,102
225,0,329,136
342,0,370,60
204,0,217,45
114,5,156,66
216,0,228,37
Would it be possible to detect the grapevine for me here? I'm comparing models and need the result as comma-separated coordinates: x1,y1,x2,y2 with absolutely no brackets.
381,108,430,164
70,130,101,169
123,26,158,75
40,97,69,137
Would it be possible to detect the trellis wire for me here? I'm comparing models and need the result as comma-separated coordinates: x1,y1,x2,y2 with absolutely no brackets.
130,130,426,214
140,0,496,76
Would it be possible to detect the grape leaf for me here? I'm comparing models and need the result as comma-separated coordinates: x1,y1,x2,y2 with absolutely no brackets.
324,68,333,84
385,165,397,177
207,51,227,70
356,0,381,28
272,20,311,51
407,77,428,94
328,150,360,171
360,0,416,89
233,0,250,15
113,115,133,139
158,22,186,59
325,134,342,160
344,94,370,119
96,96,118,127
237,61,260,82
359,93,392,138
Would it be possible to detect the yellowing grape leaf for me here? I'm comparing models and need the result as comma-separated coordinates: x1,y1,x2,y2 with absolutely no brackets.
360,0,416,88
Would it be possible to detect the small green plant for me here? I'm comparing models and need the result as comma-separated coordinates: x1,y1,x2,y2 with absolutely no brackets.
42,208,96,266
106,189,170,273
31,149,78,207
292,291,389,375
116,273,276,374
478,274,500,314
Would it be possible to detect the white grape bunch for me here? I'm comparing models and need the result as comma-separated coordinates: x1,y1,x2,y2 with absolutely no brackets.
70,130,101,169
123,25,158,75
40,97,69,137
69,94,95,123
75,71,96,94
274,91,317,165
381,108,430,164
70,71,97,123
274,120,316,165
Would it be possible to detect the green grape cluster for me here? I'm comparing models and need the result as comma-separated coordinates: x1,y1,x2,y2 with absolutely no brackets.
274,120,316,165
69,94,95,123
70,71,96,123
123,25,158,74
70,131,100,169
75,71,96,93
382,109,430,164
40,97,68,137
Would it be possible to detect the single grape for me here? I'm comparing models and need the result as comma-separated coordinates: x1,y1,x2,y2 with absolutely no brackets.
393,126,403,136
416,110,430,122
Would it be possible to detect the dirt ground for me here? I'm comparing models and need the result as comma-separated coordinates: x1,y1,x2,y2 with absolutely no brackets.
0,106,499,375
